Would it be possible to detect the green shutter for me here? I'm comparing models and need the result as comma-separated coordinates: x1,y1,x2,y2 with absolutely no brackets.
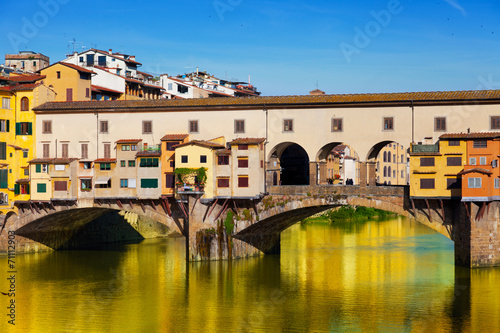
28,122,32,135
0,170,8,188
36,164,41,173
140,159,146,167
153,158,159,167
6,120,9,132
27,184,30,195
15,123,20,135
14,184,20,195
37,183,46,193
0,142,5,160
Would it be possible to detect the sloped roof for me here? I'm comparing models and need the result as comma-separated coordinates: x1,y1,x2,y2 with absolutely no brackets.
174,140,225,149
440,132,500,139
229,138,266,145
160,133,189,141
115,139,142,143
457,168,493,176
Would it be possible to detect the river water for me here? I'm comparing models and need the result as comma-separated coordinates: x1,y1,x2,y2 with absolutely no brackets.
1,217,500,332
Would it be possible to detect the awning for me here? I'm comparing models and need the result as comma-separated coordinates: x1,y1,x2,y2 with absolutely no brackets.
95,177,111,185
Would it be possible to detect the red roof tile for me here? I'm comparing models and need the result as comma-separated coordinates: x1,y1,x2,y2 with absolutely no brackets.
28,158,77,164
115,139,142,143
160,133,189,141
229,138,265,145
8,74,46,82
440,132,500,139
59,62,95,74
94,158,117,163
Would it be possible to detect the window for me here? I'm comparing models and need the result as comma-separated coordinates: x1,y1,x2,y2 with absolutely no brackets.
20,97,29,111
181,155,188,163
0,142,6,160
168,83,173,90
0,119,9,132
435,117,446,131
43,144,50,158
0,169,6,188
96,179,111,188
332,118,343,132
449,140,460,146
383,166,387,177
121,145,130,151
170,161,174,168
238,158,249,168
217,178,230,188
473,141,487,148
495,178,500,189
104,143,111,158
83,162,91,169
166,141,179,151
480,157,487,165
447,157,461,166
235,120,245,133
420,157,435,166
383,151,387,162
100,163,111,170
393,170,396,178
447,178,461,189
128,160,135,167
86,88,90,98
61,143,69,158
140,158,159,167
238,176,249,187
37,183,47,193
200,155,207,163
420,179,435,189
42,121,51,134
143,121,152,134
98,55,106,66
283,119,293,132
131,145,137,151
393,154,396,162
493,160,498,168
401,170,404,178
491,116,500,130
24,168,29,176
468,177,482,188
383,117,393,130
81,179,92,191
141,178,158,188
469,157,476,165
81,143,88,159
238,144,248,150
189,120,198,133
165,174,175,188
120,160,126,167
120,179,128,188
218,155,229,165
16,122,32,135
66,88,73,102
54,181,67,191
2,97,10,109
56,71,61,79
86,54,94,66
100,121,108,133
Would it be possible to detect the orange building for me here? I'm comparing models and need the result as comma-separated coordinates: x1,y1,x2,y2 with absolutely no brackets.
160,134,189,197
39,62,94,102
443,133,500,201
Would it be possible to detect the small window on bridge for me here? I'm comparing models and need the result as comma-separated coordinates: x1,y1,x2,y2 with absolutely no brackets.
383,117,393,131
420,157,435,167
468,177,482,188
420,179,435,189
473,141,487,148
447,157,461,166
448,140,460,146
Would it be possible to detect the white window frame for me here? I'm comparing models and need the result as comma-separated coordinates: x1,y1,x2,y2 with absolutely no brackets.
480,157,487,165
469,157,476,165
468,177,482,188
495,178,500,189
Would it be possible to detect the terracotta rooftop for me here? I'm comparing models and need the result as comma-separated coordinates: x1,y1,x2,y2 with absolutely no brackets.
15,178,30,184
58,62,95,74
8,74,46,82
28,158,77,164
175,140,226,149
7,144,23,150
0,83,42,92
229,138,266,145
115,139,142,143
216,149,232,155
160,133,189,141
136,150,161,157
94,158,117,163
440,132,500,139
458,168,493,176
34,89,500,113
92,85,122,94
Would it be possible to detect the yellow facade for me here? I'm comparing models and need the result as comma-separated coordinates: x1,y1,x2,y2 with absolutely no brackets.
174,142,224,199
40,62,92,102
160,134,189,197
0,90,14,215
377,143,408,185
409,139,467,198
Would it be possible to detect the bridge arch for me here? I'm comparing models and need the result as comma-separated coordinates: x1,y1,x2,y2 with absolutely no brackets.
268,142,310,185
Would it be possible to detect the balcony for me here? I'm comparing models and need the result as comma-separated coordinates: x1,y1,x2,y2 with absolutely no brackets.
176,183,205,193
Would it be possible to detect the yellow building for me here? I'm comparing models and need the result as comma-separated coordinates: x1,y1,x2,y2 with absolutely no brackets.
39,62,94,102
160,134,189,197
409,138,466,199
0,74,55,215
174,139,226,199
377,143,408,185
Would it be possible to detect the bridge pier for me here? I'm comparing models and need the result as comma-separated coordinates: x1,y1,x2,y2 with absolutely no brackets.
455,201,500,267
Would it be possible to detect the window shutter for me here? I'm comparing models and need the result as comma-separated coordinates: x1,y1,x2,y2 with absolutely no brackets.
468,178,474,188
14,184,20,195
36,164,41,173
16,123,20,135
6,120,9,132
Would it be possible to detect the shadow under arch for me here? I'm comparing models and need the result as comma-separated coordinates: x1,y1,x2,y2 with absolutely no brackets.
268,141,310,185
15,207,171,250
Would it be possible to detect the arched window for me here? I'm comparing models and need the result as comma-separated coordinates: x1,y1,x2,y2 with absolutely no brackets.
383,166,387,177
388,166,392,176
388,153,391,163
383,151,387,162
393,170,396,178
20,97,29,111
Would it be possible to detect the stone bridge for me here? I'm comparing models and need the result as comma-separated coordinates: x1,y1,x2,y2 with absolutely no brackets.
2,185,499,267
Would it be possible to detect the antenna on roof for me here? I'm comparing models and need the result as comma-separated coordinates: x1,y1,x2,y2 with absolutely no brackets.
68,38,78,53
316,80,319,89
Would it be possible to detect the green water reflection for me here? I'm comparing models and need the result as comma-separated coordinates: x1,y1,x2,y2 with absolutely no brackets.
1,217,500,332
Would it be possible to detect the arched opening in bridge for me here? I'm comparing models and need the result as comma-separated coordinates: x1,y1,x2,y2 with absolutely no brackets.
367,141,409,186
269,142,310,185
316,142,360,185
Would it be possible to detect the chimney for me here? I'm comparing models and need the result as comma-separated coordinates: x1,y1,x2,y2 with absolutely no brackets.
130,55,136,61
108,49,112,54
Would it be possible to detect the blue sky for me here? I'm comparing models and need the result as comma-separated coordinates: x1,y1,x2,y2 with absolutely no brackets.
1,0,500,96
